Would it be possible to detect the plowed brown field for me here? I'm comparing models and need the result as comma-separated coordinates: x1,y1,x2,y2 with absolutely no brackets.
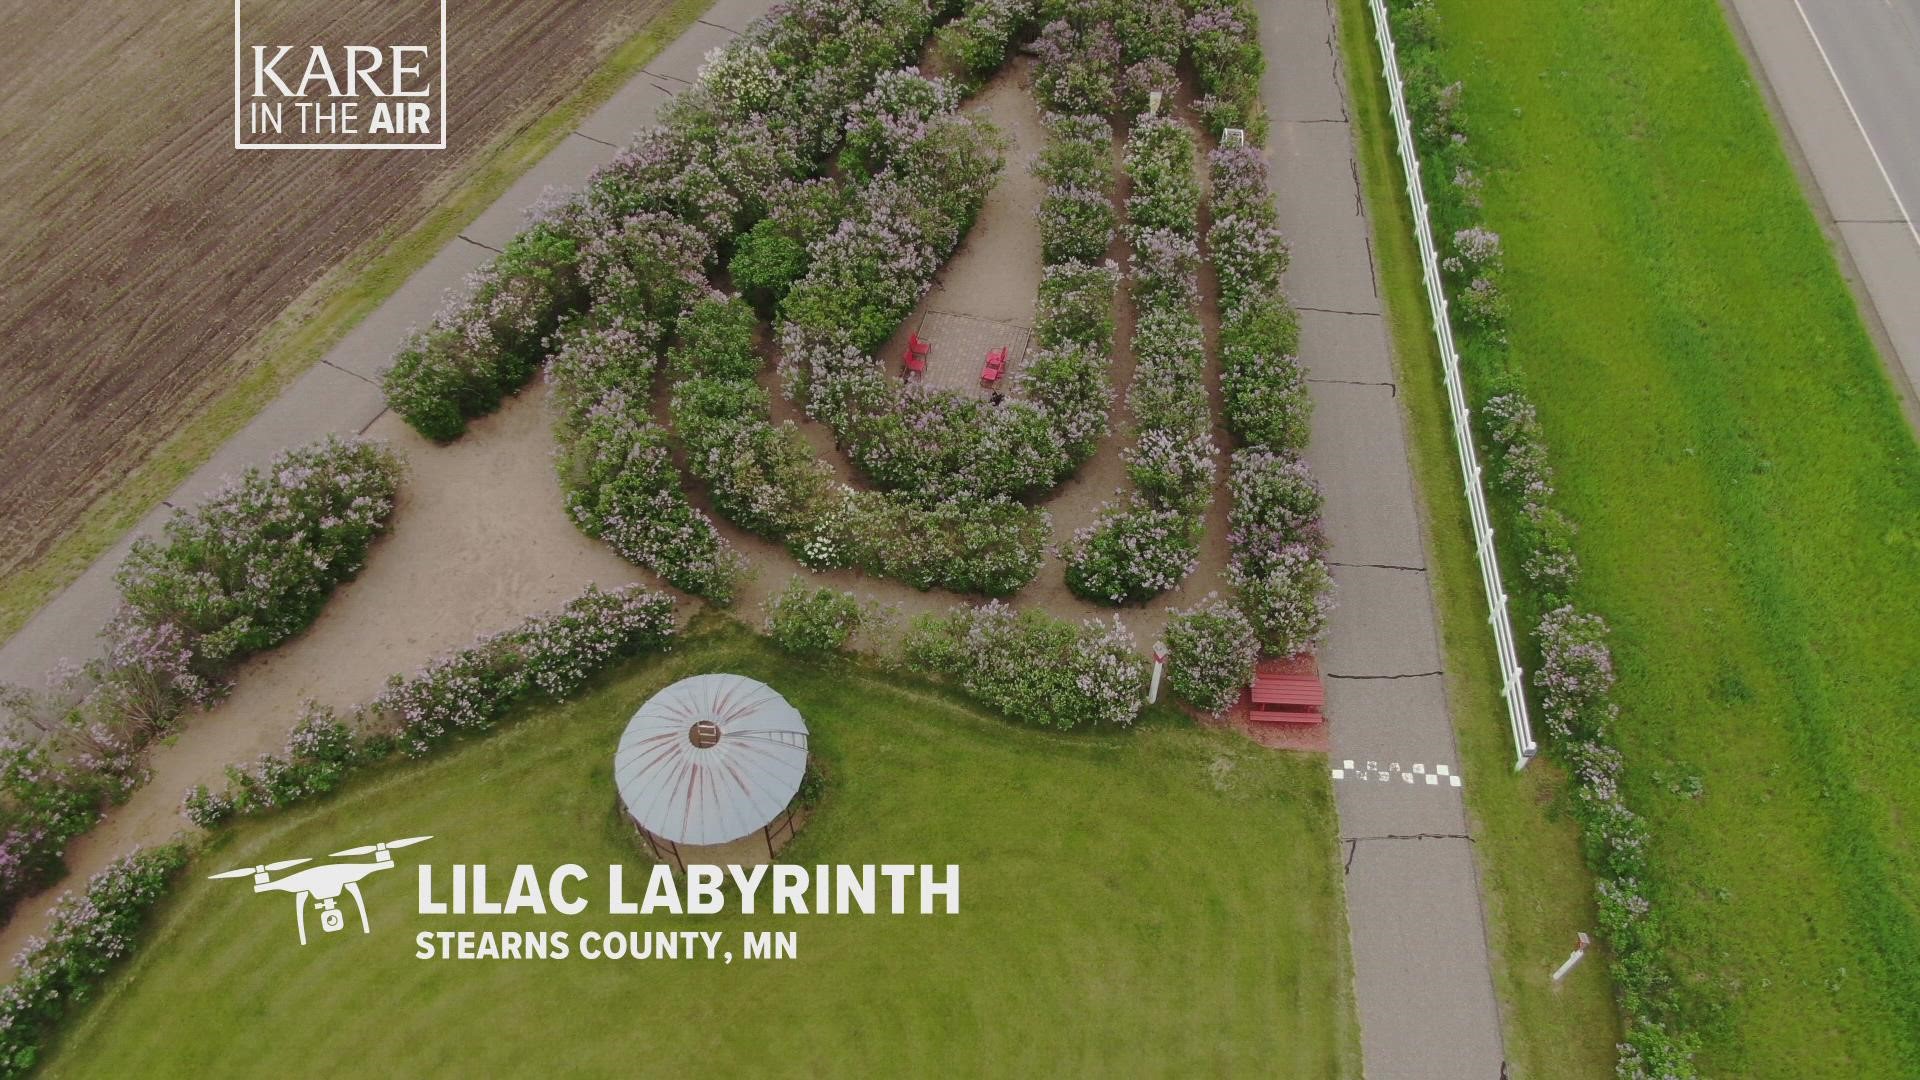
0,0,673,578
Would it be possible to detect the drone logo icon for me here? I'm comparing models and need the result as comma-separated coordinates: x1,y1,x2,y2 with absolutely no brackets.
209,835,431,945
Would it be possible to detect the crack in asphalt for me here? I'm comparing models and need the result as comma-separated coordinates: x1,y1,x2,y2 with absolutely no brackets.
1342,832,1474,874
1296,305,1382,317
1325,670,1444,680
1308,377,1398,397
1327,559,1426,572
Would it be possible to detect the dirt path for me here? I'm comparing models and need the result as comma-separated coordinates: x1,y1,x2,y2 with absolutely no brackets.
0,393,644,968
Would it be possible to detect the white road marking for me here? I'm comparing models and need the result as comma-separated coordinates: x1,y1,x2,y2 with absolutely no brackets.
1793,0,1920,247
1330,761,1465,791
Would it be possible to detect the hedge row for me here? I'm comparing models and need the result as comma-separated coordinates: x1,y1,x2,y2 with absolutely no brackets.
547,307,745,604
794,83,1121,510
1063,113,1211,604
903,600,1147,728
0,844,191,1076
673,291,1050,596
1205,143,1333,656
1,437,402,918
183,584,679,825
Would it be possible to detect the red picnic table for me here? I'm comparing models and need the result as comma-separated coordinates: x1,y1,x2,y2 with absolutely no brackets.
1248,670,1325,725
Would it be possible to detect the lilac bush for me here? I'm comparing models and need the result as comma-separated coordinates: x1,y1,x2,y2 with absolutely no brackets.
1034,259,1120,348
1037,184,1115,265
1225,450,1332,656
1219,290,1306,441
0,725,115,917
1062,504,1201,604
1229,542,1333,657
0,843,189,1075
577,209,714,322
902,600,1147,728
1032,18,1121,114
1123,115,1200,239
935,0,1037,78
1165,595,1261,716
840,68,963,177
115,436,403,677
1124,430,1218,515
381,224,586,441
764,577,869,655
202,701,361,819
1227,448,1327,558
1187,0,1265,139
1120,58,1180,116
1534,606,1620,743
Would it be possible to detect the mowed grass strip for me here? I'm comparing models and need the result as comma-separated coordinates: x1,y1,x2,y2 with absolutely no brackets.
1415,0,1920,1075
1331,4,1622,1075
42,626,1361,1077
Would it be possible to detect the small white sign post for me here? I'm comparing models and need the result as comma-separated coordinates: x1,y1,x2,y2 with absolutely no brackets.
1148,643,1168,704
1551,932,1592,982
1147,90,1163,116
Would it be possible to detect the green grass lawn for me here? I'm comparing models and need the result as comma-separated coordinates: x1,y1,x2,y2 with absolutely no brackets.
1332,5,1622,1076
43,624,1360,1077
1384,1,1920,1076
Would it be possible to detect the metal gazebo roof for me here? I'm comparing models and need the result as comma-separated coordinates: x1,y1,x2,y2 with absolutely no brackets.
613,673,810,846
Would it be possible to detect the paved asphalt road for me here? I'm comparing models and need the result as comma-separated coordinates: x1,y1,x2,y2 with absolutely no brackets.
1796,0,1920,245
1729,0,1920,426
1262,1,1508,1075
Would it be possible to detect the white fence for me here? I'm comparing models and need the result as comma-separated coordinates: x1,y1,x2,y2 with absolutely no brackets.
1364,0,1537,770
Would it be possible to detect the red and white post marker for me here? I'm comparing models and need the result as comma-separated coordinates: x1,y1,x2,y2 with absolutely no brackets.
1148,643,1168,704
1551,932,1592,982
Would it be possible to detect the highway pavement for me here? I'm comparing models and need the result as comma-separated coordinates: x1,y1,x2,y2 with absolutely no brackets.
1729,0,1920,426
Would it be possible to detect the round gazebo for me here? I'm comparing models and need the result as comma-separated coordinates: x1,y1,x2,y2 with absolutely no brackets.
613,673,810,869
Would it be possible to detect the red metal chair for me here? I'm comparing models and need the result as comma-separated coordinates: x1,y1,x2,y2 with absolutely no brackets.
903,331,932,375
981,346,1007,384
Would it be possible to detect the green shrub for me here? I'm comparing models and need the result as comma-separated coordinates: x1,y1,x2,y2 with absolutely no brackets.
764,577,867,655
1165,596,1260,716
0,844,191,1077
115,437,404,676
903,601,1146,728
728,222,810,311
